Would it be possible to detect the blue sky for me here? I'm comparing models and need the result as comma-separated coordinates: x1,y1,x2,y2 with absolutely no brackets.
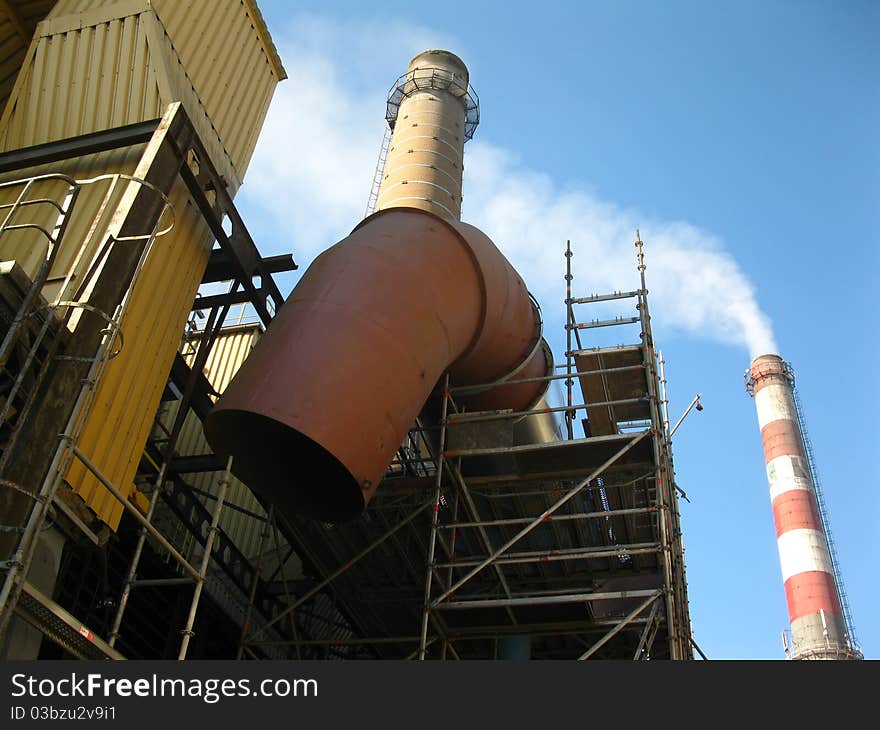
239,0,878,659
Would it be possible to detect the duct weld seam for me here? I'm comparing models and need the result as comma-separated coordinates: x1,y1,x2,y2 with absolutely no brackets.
205,207,550,522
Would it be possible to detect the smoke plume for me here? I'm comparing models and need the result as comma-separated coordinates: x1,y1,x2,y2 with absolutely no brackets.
241,15,777,358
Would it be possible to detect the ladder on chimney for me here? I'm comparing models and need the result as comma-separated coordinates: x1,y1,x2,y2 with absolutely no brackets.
364,125,392,218
791,385,859,651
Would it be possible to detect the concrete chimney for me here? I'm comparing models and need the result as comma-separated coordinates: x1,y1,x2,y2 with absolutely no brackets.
747,354,861,660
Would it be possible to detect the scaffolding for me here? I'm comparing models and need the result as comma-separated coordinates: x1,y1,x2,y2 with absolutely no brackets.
236,232,694,660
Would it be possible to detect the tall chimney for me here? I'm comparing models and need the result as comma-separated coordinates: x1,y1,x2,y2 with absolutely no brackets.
376,50,471,221
747,354,861,660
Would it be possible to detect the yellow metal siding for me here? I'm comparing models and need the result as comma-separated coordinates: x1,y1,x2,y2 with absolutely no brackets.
0,10,165,288
42,0,284,183
150,0,283,181
0,0,56,116
0,0,282,530
65,193,210,528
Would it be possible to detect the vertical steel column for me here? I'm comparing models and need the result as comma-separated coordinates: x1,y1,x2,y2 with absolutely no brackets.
108,465,166,648
440,489,459,661
635,232,678,659
237,505,272,660
658,351,670,436
178,456,232,660
565,240,574,440
419,375,450,660
268,512,302,660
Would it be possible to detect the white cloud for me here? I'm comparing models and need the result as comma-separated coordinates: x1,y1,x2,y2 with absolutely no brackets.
463,143,777,356
241,15,777,359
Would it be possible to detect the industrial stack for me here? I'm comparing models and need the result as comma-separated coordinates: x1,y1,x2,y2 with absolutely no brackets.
747,354,861,660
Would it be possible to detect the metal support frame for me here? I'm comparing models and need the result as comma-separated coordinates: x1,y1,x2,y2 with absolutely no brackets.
430,430,650,609
418,375,449,659
577,591,662,660
244,502,432,645
178,457,233,660
237,505,272,660
108,290,239,649
0,103,294,659
373,232,694,659
229,240,692,654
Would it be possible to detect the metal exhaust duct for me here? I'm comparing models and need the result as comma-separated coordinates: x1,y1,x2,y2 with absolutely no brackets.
205,51,551,522
746,354,861,660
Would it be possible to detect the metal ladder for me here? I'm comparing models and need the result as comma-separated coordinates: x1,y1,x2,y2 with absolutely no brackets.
364,125,392,218
791,386,859,650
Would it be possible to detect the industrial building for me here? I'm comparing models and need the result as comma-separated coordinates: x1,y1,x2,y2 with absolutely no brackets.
0,0,700,660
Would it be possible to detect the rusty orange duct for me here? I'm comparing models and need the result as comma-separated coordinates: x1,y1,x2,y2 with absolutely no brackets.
205,51,551,521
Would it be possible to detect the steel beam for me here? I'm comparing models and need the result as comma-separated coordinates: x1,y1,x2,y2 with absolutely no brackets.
578,591,662,660
434,543,660,569
202,251,297,284
439,506,656,530
632,599,661,660
0,120,158,175
437,588,660,611
246,501,432,641
569,290,642,304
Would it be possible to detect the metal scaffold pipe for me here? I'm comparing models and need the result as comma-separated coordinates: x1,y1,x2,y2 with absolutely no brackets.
179,457,233,660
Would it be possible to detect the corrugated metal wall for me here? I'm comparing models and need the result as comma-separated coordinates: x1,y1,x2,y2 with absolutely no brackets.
150,0,285,180
0,1,283,529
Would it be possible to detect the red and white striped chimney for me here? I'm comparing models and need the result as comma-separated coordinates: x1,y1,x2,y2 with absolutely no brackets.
747,354,860,660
